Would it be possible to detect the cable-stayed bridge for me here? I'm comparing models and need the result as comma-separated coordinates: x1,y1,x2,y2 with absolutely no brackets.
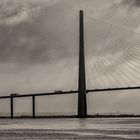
0,10,140,118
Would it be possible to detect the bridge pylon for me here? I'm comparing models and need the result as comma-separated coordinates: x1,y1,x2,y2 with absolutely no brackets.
78,10,87,118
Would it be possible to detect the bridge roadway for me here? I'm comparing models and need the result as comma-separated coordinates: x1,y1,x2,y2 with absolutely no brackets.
0,86,140,99
0,86,140,119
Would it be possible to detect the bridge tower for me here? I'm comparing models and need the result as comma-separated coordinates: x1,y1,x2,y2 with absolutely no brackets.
78,10,87,118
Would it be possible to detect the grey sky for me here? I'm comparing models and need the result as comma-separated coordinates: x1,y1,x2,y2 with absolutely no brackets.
0,0,140,115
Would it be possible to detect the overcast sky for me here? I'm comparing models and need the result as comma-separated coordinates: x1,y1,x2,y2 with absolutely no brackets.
0,0,140,115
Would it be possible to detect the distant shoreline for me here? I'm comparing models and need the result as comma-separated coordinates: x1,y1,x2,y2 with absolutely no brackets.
1,114,140,119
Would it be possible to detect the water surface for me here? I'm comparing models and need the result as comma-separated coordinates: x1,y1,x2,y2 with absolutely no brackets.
0,118,140,139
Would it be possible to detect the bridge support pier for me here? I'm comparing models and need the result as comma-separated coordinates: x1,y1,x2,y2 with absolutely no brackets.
10,95,13,119
78,92,87,117
32,96,35,118
78,10,87,118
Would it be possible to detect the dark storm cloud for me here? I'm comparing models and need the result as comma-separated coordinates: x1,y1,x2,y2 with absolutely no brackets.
1,0,140,65
0,0,78,64
122,0,140,7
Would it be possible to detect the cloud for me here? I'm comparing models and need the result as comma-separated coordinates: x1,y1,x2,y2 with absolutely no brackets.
2,6,40,26
0,0,58,26
1,0,140,65
122,0,140,7
0,0,78,65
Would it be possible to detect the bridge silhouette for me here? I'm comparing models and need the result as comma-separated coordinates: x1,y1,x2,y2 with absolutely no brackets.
0,10,140,119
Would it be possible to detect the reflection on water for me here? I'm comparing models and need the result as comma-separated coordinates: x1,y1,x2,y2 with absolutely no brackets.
0,118,140,139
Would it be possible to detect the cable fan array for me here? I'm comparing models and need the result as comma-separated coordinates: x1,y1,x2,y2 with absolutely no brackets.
85,16,140,89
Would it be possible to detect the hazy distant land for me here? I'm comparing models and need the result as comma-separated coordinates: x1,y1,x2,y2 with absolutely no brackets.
0,112,140,118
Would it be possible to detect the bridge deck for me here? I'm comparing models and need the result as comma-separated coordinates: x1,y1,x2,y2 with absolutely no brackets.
0,86,140,99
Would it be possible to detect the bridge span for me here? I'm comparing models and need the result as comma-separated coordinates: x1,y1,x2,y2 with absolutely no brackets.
0,10,140,118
